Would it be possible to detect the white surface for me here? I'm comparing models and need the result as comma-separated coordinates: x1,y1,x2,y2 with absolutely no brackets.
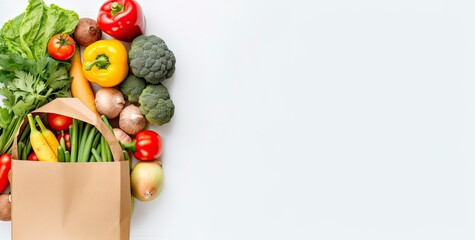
1,0,475,239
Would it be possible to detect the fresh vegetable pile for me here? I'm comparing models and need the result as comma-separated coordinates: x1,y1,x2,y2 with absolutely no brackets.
0,0,176,221
23,113,120,163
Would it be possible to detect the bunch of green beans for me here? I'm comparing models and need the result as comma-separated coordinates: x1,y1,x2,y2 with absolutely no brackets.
18,115,120,162
59,116,114,163
18,124,31,160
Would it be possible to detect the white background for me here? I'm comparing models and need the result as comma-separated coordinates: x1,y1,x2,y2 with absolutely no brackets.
1,0,475,239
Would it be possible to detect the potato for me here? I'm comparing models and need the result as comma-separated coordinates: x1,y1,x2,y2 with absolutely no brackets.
0,194,11,221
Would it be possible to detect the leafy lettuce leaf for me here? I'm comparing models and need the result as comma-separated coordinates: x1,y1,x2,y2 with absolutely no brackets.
0,0,79,60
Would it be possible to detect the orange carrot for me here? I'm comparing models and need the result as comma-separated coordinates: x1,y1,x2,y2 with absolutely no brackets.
69,49,99,116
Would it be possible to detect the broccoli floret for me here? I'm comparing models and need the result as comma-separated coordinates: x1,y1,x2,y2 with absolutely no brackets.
139,84,175,125
119,75,147,103
129,35,176,84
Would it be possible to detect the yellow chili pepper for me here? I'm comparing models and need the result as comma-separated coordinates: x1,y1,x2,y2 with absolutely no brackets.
82,39,128,87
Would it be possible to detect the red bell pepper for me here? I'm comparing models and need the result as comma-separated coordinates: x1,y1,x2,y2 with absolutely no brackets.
122,130,162,161
97,0,146,42
0,153,12,192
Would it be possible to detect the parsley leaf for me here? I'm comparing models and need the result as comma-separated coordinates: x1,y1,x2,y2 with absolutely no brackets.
0,52,71,117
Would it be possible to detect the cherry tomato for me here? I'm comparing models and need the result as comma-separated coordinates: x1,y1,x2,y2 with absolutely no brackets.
0,153,11,192
57,131,71,151
47,113,73,131
47,34,76,61
27,152,39,161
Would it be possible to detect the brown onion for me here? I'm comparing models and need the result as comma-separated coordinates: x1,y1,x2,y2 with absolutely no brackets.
131,161,164,202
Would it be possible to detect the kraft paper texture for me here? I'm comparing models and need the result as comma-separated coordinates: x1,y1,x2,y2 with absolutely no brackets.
10,98,131,240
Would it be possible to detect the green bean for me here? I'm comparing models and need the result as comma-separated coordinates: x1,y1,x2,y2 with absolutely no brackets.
81,127,97,162
124,150,133,171
70,119,79,162
60,131,67,152
89,154,95,162
57,146,64,162
18,124,30,145
21,140,28,160
91,148,102,163
17,142,23,160
23,139,31,160
105,143,112,162
92,131,101,150
65,151,70,163
20,140,25,160
78,123,92,162
96,144,102,156
69,124,73,134
100,136,106,162
123,150,130,161
123,150,132,170
77,121,84,147
101,115,113,132
99,116,114,162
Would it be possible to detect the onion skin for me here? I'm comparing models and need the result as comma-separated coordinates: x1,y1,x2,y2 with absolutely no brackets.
95,88,125,119
119,105,146,135
113,128,132,144
131,161,164,202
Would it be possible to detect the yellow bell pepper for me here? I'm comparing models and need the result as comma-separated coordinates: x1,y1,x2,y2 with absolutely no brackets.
82,39,128,87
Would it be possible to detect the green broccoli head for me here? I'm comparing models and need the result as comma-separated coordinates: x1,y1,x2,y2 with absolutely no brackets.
119,74,147,103
129,35,176,84
139,84,175,125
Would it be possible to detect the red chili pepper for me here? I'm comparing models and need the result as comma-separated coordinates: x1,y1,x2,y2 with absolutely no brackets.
0,153,12,192
97,0,146,42
123,130,162,161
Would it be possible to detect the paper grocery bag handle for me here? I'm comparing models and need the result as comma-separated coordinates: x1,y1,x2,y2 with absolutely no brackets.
12,98,124,162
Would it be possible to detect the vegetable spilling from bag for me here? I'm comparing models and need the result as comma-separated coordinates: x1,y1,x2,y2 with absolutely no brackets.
0,0,177,225
24,113,124,163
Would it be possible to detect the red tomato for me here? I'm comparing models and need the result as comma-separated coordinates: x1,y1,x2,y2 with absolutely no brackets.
27,152,39,161
47,113,73,131
0,153,11,192
47,34,76,61
57,131,71,151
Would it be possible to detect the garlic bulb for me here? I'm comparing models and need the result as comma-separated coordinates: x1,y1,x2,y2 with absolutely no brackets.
119,105,147,135
94,88,125,119
113,128,132,144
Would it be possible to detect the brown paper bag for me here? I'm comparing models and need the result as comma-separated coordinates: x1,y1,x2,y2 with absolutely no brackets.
10,98,131,240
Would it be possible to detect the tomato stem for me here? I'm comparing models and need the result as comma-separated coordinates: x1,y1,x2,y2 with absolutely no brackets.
57,34,75,48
